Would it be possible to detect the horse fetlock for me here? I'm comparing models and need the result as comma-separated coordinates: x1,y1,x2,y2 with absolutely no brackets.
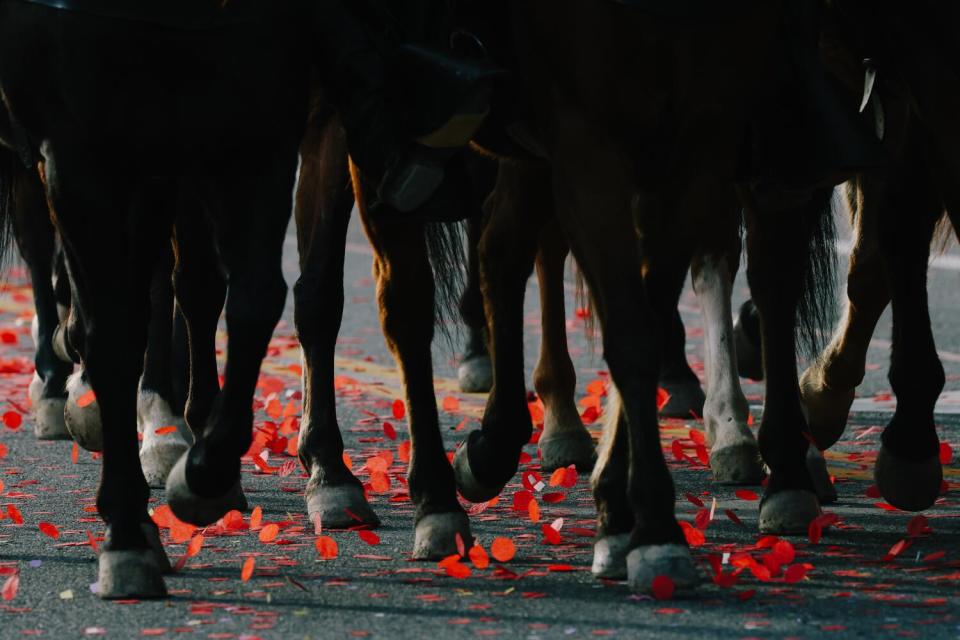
64,371,103,452
165,453,247,527
799,365,855,450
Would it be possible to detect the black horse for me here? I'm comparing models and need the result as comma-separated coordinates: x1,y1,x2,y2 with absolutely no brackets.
0,1,311,598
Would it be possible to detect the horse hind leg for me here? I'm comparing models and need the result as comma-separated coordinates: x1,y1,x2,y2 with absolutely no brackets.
533,220,596,472
457,215,493,393
10,158,72,440
137,243,191,488
294,110,378,529
800,179,889,451
657,282,706,421
691,218,764,485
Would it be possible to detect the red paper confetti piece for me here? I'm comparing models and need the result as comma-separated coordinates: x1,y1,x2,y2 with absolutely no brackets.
656,388,671,411
528,499,540,523
397,440,411,463
315,536,338,560
77,390,96,408
259,523,280,543
468,544,489,569
38,522,59,540
250,506,263,530
2,573,19,601
154,426,177,436
939,442,953,465
392,399,405,420
490,537,516,562
7,505,22,524
240,557,255,581
358,530,380,546
2,411,21,430
442,396,460,412
70,443,79,465
383,422,397,440
651,575,674,600
186,534,204,557
734,489,759,501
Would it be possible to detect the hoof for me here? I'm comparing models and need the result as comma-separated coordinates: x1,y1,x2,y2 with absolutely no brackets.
165,454,246,527
458,355,493,394
799,367,854,450
875,445,942,512
710,442,765,485
452,441,502,504
758,490,820,535
97,551,167,600
627,544,700,595
659,378,706,419
65,371,103,452
539,430,596,473
733,302,763,381
306,483,380,530
806,447,837,504
29,376,70,440
412,511,472,560
591,533,630,579
141,523,172,574
138,391,192,488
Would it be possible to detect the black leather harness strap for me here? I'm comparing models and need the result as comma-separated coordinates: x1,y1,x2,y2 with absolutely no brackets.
11,0,229,30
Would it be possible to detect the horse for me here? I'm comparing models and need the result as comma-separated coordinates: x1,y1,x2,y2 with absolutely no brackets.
0,0,311,598
447,0,842,594
736,1,958,512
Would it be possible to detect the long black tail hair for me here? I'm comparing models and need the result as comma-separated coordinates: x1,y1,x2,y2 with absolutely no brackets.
0,148,20,272
794,186,839,359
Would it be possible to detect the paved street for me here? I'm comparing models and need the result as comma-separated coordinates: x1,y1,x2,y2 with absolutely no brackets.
0,201,956,639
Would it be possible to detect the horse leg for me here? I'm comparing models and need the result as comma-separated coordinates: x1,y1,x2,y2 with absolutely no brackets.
137,243,191,488
452,161,549,502
457,215,493,393
533,220,596,472
294,108,378,528
873,136,944,512
800,179,889,450
552,116,696,594
690,206,764,485
657,275,706,421
10,161,72,439
746,190,832,534
360,186,470,559
46,155,170,598
166,158,297,526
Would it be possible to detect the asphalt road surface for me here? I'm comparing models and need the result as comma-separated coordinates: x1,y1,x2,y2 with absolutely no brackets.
0,199,956,639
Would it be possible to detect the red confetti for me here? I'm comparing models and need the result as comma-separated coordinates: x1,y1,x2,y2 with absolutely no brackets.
651,575,674,600
2,573,18,601
315,536,338,560
2,411,21,430
939,442,953,465
734,489,759,501
259,523,280,543
383,422,397,440
77,390,96,408
725,510,743,526
442,396,460,412
469,544,490,569
656,388,671,411
392,399,405,420
358,530,380,546
186,534,204,557
70,443,79,465
490,537,516,562
38,522,59,540
7,505,22,524
154,426,178,436
240,557,255,581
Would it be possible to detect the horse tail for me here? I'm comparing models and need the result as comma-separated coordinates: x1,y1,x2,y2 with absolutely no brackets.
0,147,20,272
424,219,467,348
795,187,840,358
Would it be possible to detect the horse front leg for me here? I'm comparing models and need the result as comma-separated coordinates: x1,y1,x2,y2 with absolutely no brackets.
361,199,470,559
294,109,379,529
452,161,549,502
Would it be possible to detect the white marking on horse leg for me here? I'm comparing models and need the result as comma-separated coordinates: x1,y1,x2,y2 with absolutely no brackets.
137,390,192,488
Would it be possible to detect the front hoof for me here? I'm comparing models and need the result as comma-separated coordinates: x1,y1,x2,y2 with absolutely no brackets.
658,378,706,419
758,490,820,535
165,454,246,527
29,374,71,440
875,445,942,512
799,367,854,450
710,442,764,485
458,355,493,393
591,533,630,579
452,440,502,504
806,447,837,504
539,431,596,472
97,551,167,600
65,372,103,452
306,483,380,529
141,439,191,489
627,544,700,595
412,511,472,560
